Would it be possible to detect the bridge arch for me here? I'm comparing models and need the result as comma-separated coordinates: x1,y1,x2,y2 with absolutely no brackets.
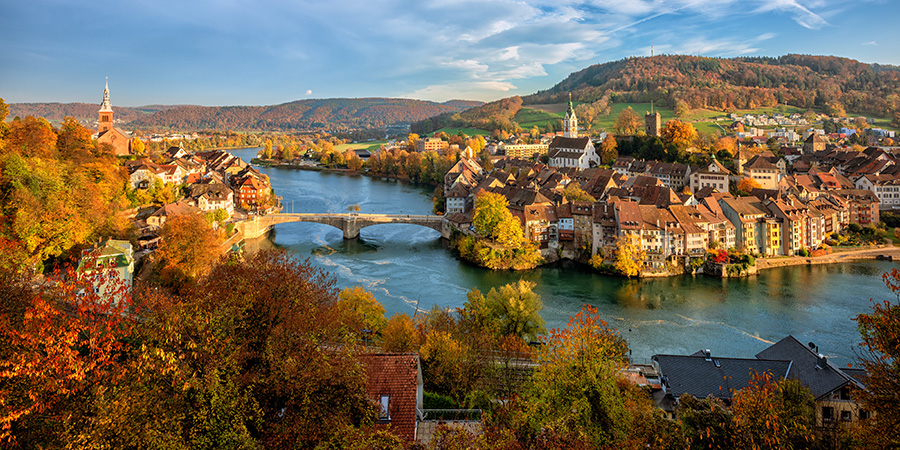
247,213,446,240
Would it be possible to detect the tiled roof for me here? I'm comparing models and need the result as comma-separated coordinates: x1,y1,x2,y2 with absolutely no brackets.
361,353,421,441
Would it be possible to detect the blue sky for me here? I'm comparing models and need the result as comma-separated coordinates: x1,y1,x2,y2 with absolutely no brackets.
1,0,897,106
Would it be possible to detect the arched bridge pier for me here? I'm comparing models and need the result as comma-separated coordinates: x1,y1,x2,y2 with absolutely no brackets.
240,212,448,240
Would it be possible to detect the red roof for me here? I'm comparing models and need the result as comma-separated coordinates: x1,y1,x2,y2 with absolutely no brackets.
361,353,421,441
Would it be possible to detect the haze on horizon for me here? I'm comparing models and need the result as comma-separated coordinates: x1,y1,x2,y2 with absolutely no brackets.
1,0,898,107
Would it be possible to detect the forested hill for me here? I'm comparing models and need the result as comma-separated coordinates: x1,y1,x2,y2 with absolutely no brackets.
415,54,900,133
6,103,171,124
529,54,900,117
7,98,481,132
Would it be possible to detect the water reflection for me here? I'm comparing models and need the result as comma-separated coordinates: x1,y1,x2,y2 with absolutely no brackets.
228,148,898,365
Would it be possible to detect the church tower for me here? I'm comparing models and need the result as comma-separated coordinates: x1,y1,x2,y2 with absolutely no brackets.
98,79,113,133
563,93,578,138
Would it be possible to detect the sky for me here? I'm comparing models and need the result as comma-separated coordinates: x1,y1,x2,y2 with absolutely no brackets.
1,0,898,107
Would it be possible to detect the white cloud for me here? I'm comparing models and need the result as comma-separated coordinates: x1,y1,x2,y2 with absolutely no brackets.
753,0,829,29
305,89,312,95
862,40,877,46
403,81,518,102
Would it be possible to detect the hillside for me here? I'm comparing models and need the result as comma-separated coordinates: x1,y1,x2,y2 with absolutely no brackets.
7,98,481,132
6,102,171,124
417,54,900,133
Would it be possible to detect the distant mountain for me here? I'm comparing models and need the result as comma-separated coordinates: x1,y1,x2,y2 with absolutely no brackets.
6,98,481,132
418,54,900,133
6,102,171,124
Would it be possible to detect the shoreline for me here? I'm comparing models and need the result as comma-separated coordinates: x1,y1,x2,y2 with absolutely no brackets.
244,155,899,278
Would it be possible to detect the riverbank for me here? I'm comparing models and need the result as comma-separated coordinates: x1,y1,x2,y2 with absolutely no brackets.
756,245,900,270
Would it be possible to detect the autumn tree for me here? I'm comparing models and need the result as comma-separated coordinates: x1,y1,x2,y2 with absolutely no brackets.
675,100,690,118
615,234,645,277
130,137,145,156
473,191,511,241
515,305,637,447
57,117,95,160
381,313,418,352
661,120,698,148
336,286,388,339
562,183,596,202
484,280,545,341
155,213,223,286
575,103,596,130
0,267,135,447
4,116,57,158
736,177,762,194
678,395,741,450
262,138,274,159
600,133,618,165
731,374,817,450
853,268,900,448
613,107,642,136
714,136,738,156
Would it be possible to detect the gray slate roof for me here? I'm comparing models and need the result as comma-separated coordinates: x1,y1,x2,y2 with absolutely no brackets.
755,335,862,399
653,353,792,401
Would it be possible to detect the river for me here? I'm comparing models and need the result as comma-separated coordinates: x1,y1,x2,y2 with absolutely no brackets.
230,148,897,365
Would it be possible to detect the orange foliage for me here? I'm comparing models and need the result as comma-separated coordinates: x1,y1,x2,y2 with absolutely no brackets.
737,177,761,193
661,120,697,147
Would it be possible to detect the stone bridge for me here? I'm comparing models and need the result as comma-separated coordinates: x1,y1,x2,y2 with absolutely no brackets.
240,212,448,240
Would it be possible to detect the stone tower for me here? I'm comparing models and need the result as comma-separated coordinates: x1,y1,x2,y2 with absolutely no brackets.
563,94,578,138
645,111,661,137
98,79,113,133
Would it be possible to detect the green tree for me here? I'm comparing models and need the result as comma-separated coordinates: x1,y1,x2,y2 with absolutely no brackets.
484,280,546,341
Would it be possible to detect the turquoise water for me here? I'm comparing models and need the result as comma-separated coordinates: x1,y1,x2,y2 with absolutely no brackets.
232,148,897,365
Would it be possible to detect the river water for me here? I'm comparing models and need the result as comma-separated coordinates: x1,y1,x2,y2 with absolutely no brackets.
231,148,897,365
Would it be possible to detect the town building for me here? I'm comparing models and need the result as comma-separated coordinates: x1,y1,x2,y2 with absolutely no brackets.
76,239,135,304
95,80,132,156
689,156,730,193
415,137,450,153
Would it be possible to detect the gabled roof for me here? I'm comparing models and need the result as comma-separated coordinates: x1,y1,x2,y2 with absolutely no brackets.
755,335,863,399
548,136,591,151
653,353,792,401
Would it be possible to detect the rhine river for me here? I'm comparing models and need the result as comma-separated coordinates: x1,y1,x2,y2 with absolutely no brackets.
230,148,896,365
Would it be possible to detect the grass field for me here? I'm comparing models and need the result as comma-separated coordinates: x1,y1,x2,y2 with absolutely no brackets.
514,108,565,129
335,140,387,152
431,127,491,136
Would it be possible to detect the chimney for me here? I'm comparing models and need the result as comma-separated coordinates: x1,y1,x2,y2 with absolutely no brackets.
816,354,828,369
704,349,712,361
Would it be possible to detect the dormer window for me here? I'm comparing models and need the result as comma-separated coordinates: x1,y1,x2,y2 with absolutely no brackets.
379,395,390,421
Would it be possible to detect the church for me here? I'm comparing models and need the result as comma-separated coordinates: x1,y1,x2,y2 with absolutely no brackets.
95,80,133,156
547,95,600,169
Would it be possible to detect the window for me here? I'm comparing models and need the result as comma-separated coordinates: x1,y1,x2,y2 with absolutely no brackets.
822,406,834,422
379,395,390,421
860,409,869,420
841,410,852,422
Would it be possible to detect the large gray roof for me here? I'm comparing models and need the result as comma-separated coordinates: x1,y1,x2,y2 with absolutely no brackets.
653,353,792,401
755,335,861,399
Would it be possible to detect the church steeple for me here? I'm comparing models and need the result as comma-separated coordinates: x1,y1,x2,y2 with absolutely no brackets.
98,78,114,133
563,93,578,138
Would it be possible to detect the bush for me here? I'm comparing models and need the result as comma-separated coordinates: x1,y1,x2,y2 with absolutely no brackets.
798,248,810,257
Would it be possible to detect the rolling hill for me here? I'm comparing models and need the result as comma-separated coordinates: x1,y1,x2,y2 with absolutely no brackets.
414,54,900,134
7,98,482,132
